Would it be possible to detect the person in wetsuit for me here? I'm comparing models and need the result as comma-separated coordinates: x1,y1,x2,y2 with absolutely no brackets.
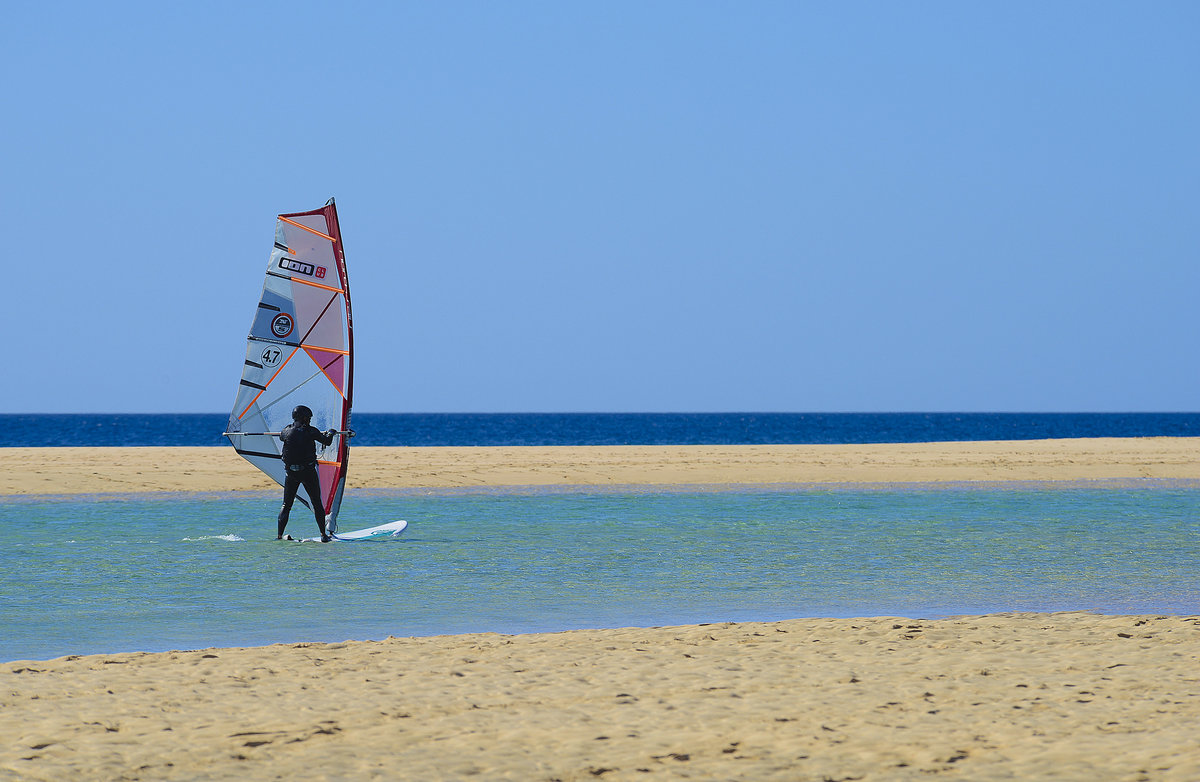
278,405,337,542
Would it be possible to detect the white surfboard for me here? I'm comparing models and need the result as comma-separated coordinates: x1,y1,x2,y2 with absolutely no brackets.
298,519,408,542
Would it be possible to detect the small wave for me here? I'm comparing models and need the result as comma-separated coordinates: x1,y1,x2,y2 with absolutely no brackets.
182,534,246,542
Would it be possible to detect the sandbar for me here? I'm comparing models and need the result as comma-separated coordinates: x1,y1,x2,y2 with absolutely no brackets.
2,437,1197,495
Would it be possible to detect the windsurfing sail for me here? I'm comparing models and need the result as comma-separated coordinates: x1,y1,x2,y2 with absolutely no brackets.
224,199,354,533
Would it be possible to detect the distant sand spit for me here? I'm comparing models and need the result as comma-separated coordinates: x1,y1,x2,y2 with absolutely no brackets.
5,613,1200,780
1,437,1197,495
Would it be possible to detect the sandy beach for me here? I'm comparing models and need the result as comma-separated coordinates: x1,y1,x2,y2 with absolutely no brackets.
4,438,1199,779
4,614,1199,780
2,437,1198,495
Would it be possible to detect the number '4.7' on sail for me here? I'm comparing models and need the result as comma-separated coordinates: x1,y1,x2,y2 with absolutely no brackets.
224,199,353,534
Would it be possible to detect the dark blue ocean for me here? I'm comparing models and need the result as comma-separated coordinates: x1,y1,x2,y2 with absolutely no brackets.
2,412,1198,447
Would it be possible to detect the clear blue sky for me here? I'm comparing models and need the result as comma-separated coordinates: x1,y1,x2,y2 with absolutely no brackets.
3,2,1196,413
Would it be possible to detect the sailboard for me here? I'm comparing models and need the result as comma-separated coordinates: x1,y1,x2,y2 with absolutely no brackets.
295,519,408,543
224,199,365,538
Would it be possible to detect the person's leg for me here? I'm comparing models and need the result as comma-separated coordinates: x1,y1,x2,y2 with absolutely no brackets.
278,471,301,538
301,468,328,541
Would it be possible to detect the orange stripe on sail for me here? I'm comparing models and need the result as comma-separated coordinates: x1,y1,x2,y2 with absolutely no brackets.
291,276,345,294
237,347,300,420
279,215,335,242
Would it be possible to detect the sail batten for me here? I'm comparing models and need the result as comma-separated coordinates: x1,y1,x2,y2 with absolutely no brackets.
225,200,353,534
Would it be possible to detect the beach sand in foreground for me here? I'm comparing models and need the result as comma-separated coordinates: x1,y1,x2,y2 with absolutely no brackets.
2,437,1198,495
4,613,1200,781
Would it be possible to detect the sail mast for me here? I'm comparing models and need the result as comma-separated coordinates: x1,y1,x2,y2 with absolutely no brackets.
320,198,352,531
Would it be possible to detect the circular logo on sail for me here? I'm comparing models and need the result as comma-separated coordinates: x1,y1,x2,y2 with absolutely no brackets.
271,313,294,338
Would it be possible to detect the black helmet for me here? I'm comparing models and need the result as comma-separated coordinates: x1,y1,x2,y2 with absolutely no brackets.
291,405,313,421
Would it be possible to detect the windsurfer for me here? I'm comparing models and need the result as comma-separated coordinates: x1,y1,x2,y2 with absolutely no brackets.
277,405,337,542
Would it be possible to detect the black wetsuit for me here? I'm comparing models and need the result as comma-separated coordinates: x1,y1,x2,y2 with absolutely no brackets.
278,422,335,539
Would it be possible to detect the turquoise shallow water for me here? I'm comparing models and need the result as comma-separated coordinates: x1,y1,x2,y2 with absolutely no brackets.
2,485,1199,662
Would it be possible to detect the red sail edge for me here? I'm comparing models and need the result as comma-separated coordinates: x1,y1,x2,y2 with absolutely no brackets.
277,200,353,532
